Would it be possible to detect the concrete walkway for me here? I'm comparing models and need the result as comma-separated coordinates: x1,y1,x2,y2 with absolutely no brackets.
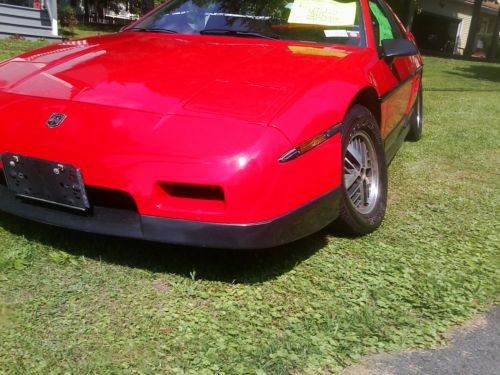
343,306,499,375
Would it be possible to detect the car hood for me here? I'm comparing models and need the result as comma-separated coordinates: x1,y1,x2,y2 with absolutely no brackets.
0,32,358,123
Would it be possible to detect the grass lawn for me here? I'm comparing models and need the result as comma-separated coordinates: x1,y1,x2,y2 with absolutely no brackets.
59,24,122,39
0,39,499,374
0,39,49,62
0,25,120,61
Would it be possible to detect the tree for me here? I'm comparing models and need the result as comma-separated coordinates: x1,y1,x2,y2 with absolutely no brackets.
386,0,422,30
141,0,155,15
83,0,90,19
488,6,500,61
59,5,79,29
464,0,483,57
405,0,417,30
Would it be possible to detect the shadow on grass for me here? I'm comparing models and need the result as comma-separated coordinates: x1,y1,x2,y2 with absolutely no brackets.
446,64,500,83
0,212,349,284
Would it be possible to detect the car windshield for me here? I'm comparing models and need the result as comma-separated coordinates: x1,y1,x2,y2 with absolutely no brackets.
129,0,366,47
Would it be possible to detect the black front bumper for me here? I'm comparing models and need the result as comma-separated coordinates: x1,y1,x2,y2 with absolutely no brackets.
0,185,341,249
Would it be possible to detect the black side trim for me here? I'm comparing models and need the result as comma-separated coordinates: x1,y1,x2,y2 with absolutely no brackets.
384,114,410,164
0,185,342,249
379,66,423,103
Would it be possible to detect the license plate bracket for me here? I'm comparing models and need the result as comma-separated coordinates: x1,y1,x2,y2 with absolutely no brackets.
1,153,90,212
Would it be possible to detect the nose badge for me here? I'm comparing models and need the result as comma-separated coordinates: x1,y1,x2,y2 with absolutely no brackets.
47,113,67,128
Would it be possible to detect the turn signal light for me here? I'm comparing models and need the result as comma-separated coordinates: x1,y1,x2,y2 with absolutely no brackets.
279,123,342,163
297,132,329,154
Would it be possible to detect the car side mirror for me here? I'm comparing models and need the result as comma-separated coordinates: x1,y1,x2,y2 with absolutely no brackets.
382,39,419,61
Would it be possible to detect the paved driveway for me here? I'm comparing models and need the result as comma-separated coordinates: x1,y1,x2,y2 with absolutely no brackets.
343,306,500,375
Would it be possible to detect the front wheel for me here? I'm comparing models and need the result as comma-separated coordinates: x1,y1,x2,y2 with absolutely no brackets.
337,105,388,236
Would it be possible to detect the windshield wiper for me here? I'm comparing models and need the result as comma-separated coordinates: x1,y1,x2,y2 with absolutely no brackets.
129,27,178,34
200,29,280,40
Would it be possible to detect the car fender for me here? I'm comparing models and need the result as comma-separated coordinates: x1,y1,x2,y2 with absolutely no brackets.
270,57,380,146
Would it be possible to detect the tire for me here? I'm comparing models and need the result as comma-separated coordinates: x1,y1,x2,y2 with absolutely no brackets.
406,85,423,142
337,105,388,236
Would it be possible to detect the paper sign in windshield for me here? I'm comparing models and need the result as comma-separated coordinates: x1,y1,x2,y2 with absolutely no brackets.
288,0,357,26
324,29,360,38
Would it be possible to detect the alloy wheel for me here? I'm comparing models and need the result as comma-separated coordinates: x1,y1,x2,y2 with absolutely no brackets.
343,130,380,215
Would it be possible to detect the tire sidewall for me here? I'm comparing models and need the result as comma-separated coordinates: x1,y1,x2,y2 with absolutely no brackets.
408,86,423,141
340,105,388,234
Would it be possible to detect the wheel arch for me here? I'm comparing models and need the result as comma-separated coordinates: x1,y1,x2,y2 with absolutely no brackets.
348,86,381,129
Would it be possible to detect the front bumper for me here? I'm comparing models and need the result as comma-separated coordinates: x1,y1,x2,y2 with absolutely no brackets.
0,184,341,249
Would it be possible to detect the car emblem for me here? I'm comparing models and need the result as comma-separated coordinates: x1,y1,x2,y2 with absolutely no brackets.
47,113,67,128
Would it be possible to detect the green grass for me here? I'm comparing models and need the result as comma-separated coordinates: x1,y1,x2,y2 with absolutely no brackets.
60,24,122,39
0,48,499,373
0,39,49,61
0,25,120,62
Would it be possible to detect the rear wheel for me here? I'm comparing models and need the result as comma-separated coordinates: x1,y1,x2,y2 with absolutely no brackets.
407,86,423,142
338,105,388,236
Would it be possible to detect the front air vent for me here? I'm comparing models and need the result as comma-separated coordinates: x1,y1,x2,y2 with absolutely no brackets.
86,186,138,212
161,183,225,202
0,168,6,186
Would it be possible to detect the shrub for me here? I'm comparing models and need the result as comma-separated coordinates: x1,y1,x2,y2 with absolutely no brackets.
59,5,78,29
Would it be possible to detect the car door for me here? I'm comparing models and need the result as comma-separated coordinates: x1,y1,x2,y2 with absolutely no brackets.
367,0,421,143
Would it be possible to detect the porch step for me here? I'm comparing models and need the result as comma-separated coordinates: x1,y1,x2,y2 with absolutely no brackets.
0,3,46,18
0,3,60,41
0,31,61,42
0,23,53,37
0,12,51,28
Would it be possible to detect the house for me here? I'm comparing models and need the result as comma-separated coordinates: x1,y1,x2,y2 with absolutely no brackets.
411,0,500,55
0,0,60,41
58,0,138,25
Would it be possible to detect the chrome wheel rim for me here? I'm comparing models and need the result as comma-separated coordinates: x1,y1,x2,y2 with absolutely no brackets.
344,131,380,215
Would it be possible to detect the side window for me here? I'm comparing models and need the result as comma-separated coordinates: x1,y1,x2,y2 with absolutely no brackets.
368,0,403,47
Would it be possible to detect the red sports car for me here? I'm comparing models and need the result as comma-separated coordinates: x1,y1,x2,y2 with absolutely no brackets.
0,0,423,249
